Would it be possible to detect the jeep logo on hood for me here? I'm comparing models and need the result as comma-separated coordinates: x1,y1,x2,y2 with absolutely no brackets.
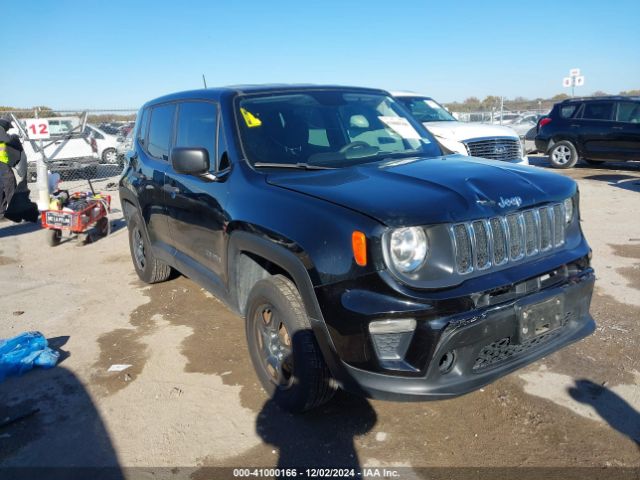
498,196,523,208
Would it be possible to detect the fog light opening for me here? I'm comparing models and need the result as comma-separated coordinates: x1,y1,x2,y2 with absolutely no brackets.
438,351,456,374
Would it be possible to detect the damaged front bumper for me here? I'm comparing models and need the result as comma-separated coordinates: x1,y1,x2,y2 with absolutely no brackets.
312,260,595,401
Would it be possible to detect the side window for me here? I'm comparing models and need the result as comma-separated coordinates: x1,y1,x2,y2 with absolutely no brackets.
559,104,578,118
175,101,217,168
147,104,176,160
137,108,149,146
616,102,640,123
582,102,614,121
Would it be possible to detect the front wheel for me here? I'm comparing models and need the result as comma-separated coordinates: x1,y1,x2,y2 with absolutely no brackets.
548,141,579,169
245,275,336,412
47,229,61,247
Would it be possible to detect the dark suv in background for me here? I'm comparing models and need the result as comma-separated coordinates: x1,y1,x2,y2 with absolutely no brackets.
536,96,640,168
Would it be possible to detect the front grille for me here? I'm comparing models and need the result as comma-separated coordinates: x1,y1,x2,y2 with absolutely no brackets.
464,137,522,162
451,203,566,275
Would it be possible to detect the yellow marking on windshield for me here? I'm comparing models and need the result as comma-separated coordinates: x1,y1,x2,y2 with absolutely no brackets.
240,108,262,128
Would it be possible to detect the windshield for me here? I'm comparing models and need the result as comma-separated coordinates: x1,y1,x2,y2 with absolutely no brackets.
236,90,442,168
395,96,457,123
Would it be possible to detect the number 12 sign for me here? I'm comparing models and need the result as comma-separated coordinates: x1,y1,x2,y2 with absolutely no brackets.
25,119,50,140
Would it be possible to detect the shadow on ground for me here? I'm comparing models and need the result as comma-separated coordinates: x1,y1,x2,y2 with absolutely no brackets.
568,379,640,448
0,360,124,479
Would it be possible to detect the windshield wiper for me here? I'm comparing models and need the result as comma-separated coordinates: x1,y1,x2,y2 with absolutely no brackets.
253,162,334,170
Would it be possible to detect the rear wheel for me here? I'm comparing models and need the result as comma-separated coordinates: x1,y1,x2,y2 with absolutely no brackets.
102,148,118,164
127,211,172,283
548,141,579,169
245,275,336,412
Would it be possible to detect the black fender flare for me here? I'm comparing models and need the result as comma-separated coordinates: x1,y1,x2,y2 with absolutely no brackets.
227,230,365,394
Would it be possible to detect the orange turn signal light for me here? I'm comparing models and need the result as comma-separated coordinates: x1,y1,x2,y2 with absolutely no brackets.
352,231,367,267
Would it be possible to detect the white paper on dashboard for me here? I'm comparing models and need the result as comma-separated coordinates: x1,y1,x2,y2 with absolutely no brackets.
379,116,421,139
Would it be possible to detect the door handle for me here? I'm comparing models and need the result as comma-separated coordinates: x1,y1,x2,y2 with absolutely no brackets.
570,124,581,128
612,126,624,130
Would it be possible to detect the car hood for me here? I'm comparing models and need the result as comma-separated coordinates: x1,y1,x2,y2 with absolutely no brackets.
266,155,576,227
425,121,519,142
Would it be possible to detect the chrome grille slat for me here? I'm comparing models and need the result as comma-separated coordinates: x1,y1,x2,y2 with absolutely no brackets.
463,137,523,162
453,203,566,275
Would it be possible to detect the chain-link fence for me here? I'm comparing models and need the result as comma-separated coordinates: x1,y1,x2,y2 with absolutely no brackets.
4,108,137,194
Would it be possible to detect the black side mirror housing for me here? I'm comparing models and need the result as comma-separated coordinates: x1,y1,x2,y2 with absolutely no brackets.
170,147,209,176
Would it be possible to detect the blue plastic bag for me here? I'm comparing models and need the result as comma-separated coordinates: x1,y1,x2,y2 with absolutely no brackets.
0,332,59,382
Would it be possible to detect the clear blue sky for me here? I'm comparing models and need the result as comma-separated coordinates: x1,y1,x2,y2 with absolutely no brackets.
3,0,639,109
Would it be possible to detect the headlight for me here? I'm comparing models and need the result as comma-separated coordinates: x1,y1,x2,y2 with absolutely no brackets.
389,227,429,273
564,197,574,223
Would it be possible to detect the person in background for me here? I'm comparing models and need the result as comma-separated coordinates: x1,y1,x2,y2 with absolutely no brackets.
0,118,39,223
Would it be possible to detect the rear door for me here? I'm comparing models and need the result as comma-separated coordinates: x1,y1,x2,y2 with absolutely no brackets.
614,101,640,160
132,103,175,253
576,101,617,160
164,100,229,282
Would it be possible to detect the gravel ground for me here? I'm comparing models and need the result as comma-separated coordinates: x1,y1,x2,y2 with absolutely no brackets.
0,157,639,479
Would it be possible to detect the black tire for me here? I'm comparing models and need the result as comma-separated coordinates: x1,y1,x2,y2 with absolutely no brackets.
583,158,605,166
245,275,336,412
102,148,118,164
96,217,110,237
548,140,579,169
47,229,62,247
127,211,172,283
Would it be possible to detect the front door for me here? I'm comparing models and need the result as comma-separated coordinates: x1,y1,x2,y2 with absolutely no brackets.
164,100,229,281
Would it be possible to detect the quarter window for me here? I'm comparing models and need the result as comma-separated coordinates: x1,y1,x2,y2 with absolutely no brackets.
137,108,149,146
175,102,218,168
616,102,640,123
582,102,614,121
559,105,578,118
147,104,176,160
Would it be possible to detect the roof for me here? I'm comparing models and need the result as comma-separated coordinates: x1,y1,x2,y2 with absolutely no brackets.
561,95,640,103
389,90,431,98
143,84,389,108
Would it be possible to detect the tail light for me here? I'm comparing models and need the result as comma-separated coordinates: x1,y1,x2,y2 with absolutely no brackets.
90,137,98,153
538,117,552,131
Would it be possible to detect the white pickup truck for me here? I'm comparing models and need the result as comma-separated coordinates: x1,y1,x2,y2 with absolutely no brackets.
392,92,529,165
10,116,100,182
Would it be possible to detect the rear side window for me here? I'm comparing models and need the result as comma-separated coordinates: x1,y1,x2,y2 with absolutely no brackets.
175,101,218,168
582,102,614,121
616,101,640,123
559,104,578,118
147,104,176,160
137,108,149,146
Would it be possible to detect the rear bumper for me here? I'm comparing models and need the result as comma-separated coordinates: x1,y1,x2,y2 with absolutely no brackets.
535,137,550,153
312,263,595,401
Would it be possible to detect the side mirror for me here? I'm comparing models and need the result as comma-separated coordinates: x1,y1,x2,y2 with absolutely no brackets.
170,147,209,176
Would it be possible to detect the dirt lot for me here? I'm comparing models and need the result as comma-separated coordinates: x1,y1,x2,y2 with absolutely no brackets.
1,157,639,478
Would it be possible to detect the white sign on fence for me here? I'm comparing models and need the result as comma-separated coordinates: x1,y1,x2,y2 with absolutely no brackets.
24,119,50,140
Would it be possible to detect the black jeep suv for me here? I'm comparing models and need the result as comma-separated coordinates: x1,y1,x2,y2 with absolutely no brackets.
120,85,595,412
536,96,640,168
